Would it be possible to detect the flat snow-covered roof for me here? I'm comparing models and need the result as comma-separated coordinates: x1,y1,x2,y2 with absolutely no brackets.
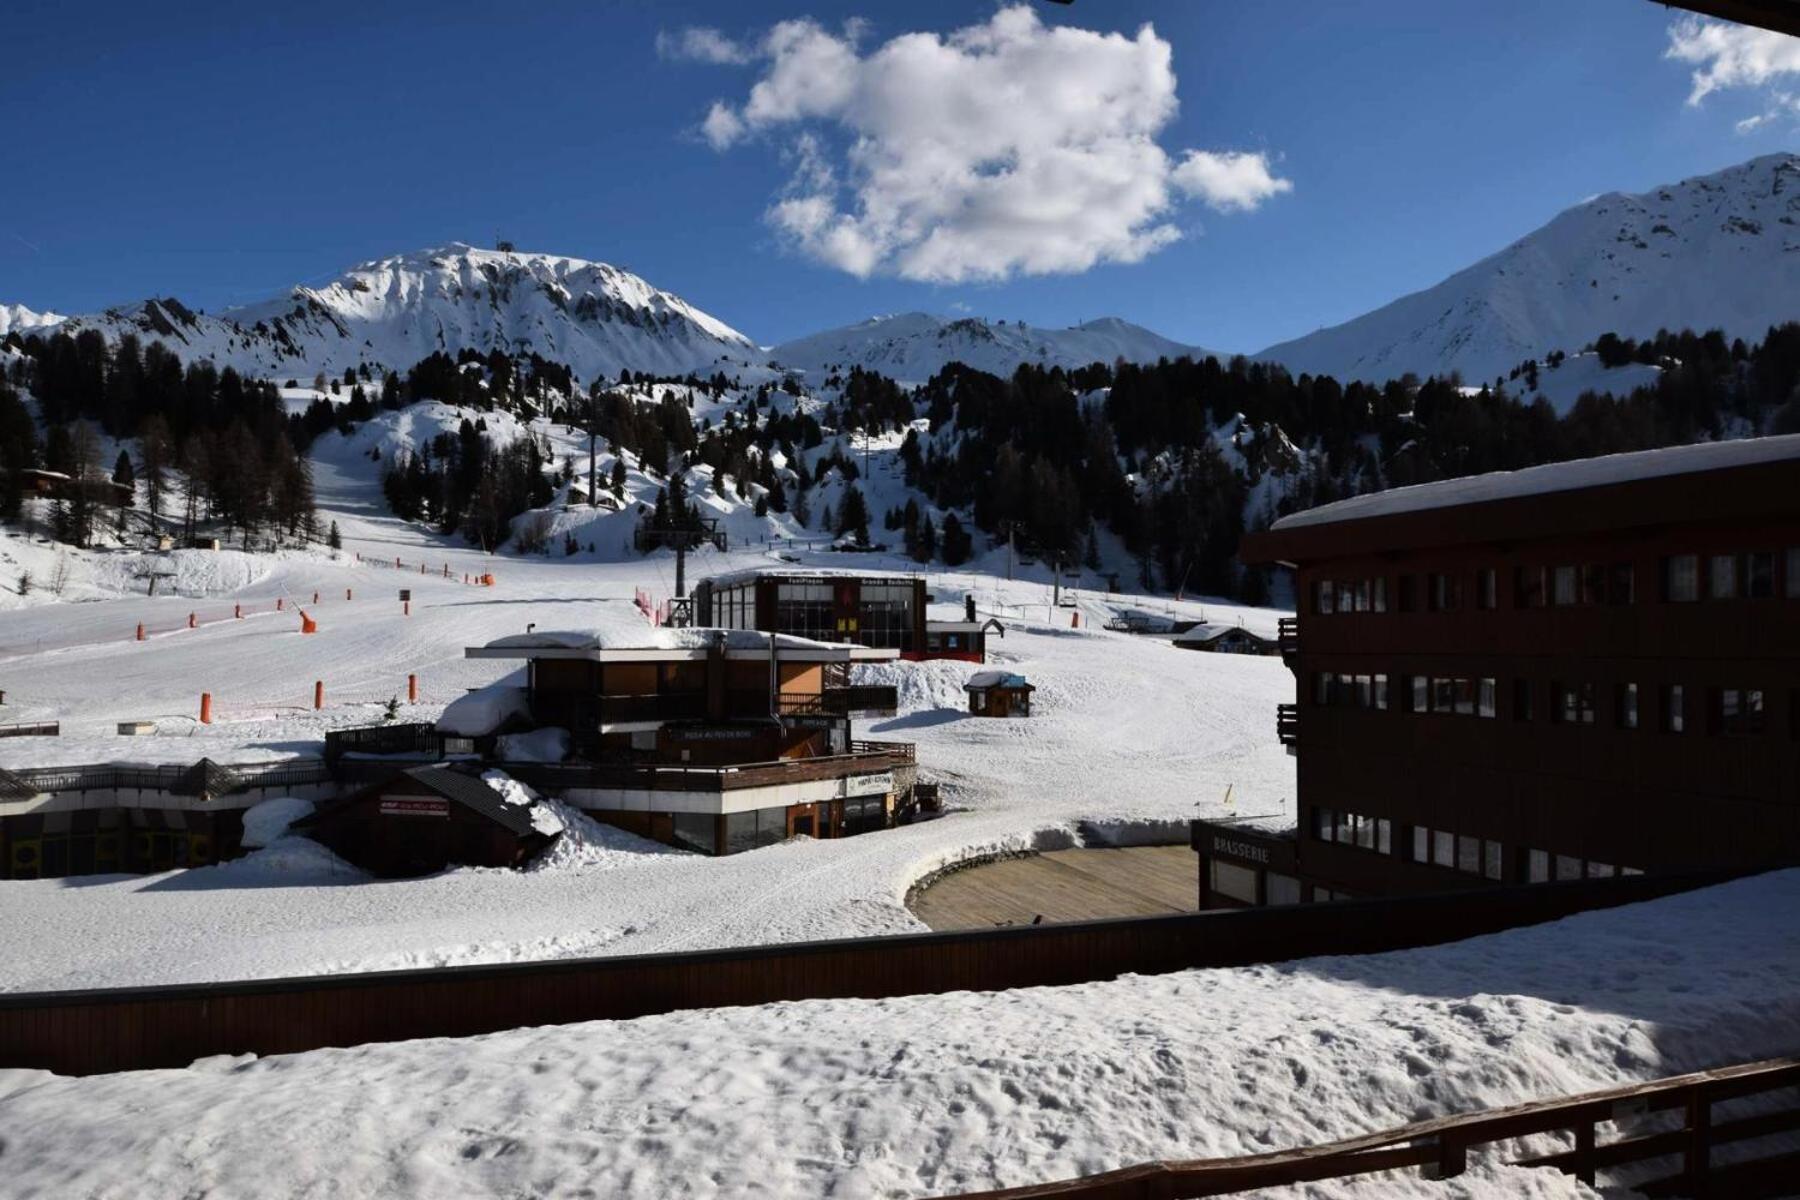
702,567,921,588
1272,434,1800,531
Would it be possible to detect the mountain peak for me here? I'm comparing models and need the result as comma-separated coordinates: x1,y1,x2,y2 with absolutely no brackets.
1258,152,1800,384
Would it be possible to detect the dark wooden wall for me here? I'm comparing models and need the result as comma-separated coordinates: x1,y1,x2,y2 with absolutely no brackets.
0,870,1739,1076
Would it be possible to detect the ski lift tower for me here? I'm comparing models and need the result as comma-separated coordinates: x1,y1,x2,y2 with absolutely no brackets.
633,516,727,627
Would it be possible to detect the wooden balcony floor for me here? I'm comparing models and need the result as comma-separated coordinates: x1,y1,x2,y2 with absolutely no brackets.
908,845,1197,931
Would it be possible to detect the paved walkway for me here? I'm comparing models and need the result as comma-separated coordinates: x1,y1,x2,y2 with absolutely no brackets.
908,845,1198,931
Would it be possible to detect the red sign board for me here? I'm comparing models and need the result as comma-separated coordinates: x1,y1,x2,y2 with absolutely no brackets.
379,797,449,818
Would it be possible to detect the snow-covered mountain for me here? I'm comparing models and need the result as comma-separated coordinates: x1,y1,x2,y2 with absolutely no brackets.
25,244,761,384
0,304,63,337
1260,153,1800,385
771,313,1221,382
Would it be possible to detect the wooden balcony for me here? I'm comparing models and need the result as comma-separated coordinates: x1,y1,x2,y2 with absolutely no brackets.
1277,703,1299,749
1277,616,1300,661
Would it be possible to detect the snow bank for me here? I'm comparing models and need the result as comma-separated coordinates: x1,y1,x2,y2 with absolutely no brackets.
528,798,690,872
494,727,569,764
437,673,530,736
212,836,365,881
238,797,316,849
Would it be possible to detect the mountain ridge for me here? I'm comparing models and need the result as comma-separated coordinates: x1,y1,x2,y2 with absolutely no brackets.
1256,153,1800,384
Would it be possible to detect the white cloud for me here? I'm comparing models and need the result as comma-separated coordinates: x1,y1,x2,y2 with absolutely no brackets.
656,27,753,66
1665,16,1800,105
1172,150,1293,214
684,5,1292,283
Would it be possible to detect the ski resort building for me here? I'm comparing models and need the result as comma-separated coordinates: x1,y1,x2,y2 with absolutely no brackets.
692,569,1004,663
434,611,923,855
1219,436,1800,907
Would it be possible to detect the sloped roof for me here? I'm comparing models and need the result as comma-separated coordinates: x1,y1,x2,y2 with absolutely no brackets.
402,764,541,836
965,670,1032,692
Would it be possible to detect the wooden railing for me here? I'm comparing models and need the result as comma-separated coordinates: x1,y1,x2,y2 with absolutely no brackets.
503,745,914,795
1276,616,1299,656
940,1056,1800,1198
1276,703,1299,747
825,684,900,715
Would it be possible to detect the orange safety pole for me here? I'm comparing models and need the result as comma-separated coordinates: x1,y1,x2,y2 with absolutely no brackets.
1071,611,1080,628
199,693,212,724
300,610,318,634
346,587,353,601
395,556,401,568
135,623,145,641
403,600,410,617
234,604,242,619
276,597,284,611
187,613,197,629
407,673,418,703
312,591,319,604
313,681,324,710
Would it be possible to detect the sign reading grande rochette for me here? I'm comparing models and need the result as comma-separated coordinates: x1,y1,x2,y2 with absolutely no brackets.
379,797,449,818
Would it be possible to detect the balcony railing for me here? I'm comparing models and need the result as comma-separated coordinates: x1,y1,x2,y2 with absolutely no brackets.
501,743,915,795
1276,703,1299,747
823,684,900,715
1277,616,1300,657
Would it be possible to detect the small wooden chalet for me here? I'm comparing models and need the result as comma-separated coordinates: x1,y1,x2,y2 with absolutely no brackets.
299,763,554,877
965,670,1035,718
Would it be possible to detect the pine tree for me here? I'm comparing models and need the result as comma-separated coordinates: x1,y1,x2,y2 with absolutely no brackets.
112,449,136,507
327,520,342,550
940,513,972,566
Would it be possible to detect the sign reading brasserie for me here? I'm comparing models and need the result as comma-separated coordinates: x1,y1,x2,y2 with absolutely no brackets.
1211,835,1269,864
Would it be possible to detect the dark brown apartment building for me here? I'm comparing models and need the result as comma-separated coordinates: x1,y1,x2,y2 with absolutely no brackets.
1208,436,1800,908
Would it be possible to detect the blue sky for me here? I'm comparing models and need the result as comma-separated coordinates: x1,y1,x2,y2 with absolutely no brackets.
1,0,1793,352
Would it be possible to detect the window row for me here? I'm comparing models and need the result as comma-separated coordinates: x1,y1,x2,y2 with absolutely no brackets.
1313,577,1387,615
1664,550,1800,602
1308,547,1800,616
1311,674,1790,738
1312,806,1393,855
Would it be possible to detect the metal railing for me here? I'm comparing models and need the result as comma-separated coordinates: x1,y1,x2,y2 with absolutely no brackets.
8,758,333,799
824,684,900,715
1276,703,1299,747
324,722,441,763
0,722,60,739
505,744,914,795
940,1055,1800,1198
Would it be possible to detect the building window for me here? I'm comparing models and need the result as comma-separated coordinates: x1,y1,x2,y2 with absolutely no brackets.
1266,872,1302,906
1412,825,1429,863
1373,674,1389,711
1587,861,1616,879
1313,806,1334,841
1433,677,1455,714
1709,554,1739,600
1747,552,1775,599
1552,565,1579,606
1433,830,1455,868
1454,678,1476,717
1788,548,1800,598
1513,678,1534,721
1336,581,1356,614
1377,818,1393,855
1527,849,1550,883
1552,681,1596,724
1515,565,1545,609
1456,835,1481,874
1314,672,1330,706
1476,568,1497,610
1664,555,1699,602
1717,688,1766,737
1208,860,1259,906
1663,684,1686,734
1609,563,1635,605
1555,854,1583,881
1411,675,1428,713
1372,577,1388,613
1478,678,1497,719
1429,572,1462,612
1616,683,1639,730
1483,840,1504,881
1315,581,1334,615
